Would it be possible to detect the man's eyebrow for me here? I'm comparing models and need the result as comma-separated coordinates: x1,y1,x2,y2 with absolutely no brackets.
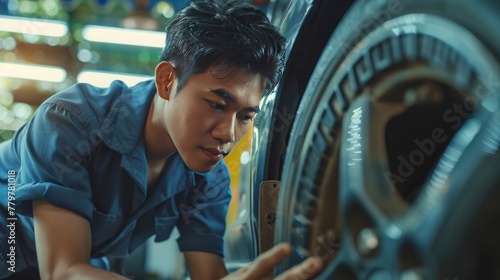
210,88,235,102
210,88,261,113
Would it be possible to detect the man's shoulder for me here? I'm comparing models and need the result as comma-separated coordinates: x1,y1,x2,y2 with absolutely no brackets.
36,79,156,133
42,81,133,119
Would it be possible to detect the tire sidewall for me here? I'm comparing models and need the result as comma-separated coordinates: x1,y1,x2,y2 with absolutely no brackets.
275,0,500,274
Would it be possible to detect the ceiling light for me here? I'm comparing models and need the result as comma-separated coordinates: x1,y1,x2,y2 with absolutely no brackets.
0,15,68,37
0,62,67,82
77,70,152,87
82,25,165,48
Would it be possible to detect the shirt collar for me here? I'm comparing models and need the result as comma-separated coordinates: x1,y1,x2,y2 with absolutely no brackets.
98,79,156,155
95,79,199,195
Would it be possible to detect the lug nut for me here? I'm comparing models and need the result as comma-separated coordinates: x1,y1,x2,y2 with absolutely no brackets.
357,228,379,257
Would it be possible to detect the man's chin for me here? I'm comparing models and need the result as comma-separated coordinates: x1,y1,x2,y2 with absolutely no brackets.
186,161,220,174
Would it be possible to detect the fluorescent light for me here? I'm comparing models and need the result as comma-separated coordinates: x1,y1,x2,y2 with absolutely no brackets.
0,62,67,82
82,25,165,48
0,15,68,37
77,70,152,87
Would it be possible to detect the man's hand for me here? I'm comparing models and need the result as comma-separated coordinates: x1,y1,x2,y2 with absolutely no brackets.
222,243,323,280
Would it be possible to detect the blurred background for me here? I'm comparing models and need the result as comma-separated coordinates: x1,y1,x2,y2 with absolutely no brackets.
0,0,271,279
0,0,270,139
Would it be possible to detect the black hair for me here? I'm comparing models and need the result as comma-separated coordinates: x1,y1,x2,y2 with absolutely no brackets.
159,0,286,94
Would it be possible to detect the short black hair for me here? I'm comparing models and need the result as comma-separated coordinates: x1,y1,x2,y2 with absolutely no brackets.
159,0,286,94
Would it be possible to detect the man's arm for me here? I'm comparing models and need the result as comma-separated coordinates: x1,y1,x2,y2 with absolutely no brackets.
222,243,324,280
184,251,228,280
184,244,323,280
32,199,128,280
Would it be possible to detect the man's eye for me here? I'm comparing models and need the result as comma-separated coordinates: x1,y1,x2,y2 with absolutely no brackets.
209,101,225,111
239,114,255,123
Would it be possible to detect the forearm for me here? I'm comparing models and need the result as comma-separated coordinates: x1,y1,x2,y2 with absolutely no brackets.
188,266,228,280
184,251,228,280
43,263,129,280
33,200,125,280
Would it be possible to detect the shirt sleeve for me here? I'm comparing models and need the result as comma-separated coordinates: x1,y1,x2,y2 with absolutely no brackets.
175,164,231,257
14,101,95,221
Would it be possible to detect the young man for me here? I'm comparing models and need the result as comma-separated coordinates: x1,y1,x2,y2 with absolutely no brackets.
0,0,323,279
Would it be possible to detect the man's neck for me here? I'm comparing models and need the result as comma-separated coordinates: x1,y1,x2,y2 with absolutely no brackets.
143,95,176,163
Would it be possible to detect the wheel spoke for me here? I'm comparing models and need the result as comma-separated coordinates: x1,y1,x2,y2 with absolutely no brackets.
403,101,500,277
339,90,409,222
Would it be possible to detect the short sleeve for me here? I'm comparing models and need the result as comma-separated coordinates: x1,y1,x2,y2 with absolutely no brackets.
176,165,231,257
14,102,95,221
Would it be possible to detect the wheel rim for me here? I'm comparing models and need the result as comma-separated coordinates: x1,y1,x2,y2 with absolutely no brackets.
277,13,500,279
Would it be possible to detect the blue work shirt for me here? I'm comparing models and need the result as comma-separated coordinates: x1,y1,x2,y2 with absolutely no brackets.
0,80,231,277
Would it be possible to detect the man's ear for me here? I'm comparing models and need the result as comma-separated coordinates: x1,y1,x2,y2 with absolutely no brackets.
155,61,176,100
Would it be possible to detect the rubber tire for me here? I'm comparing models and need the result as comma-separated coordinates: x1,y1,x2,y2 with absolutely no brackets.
275,0,500,279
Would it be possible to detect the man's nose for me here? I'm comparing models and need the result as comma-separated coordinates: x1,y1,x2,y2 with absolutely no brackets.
212,114,236,144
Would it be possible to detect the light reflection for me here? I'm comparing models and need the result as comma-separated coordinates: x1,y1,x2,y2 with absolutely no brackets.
0,91,14,107
38,81,54,91
153,2,176,19
240,151,251,165
22,33,41,43
347,107,363,166
77,70,152,87
19,0,37,14
45,36,61,46
0,15,68,37
89,51,100,64
82,25,164,48
0,107,15,125
386,224,402,239
12,103,33,120
0,102,33,131
77,49,92,63
42,0,60,17
8,0,20,12
1,37,17,51
0,62,67,83
482,113,500,154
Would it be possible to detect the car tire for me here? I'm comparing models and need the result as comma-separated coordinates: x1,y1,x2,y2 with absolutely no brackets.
274,0,500,279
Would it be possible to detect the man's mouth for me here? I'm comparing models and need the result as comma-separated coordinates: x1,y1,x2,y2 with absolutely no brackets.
201,148,228,161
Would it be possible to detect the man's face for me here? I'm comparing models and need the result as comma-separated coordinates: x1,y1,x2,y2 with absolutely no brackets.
163,67,265,173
